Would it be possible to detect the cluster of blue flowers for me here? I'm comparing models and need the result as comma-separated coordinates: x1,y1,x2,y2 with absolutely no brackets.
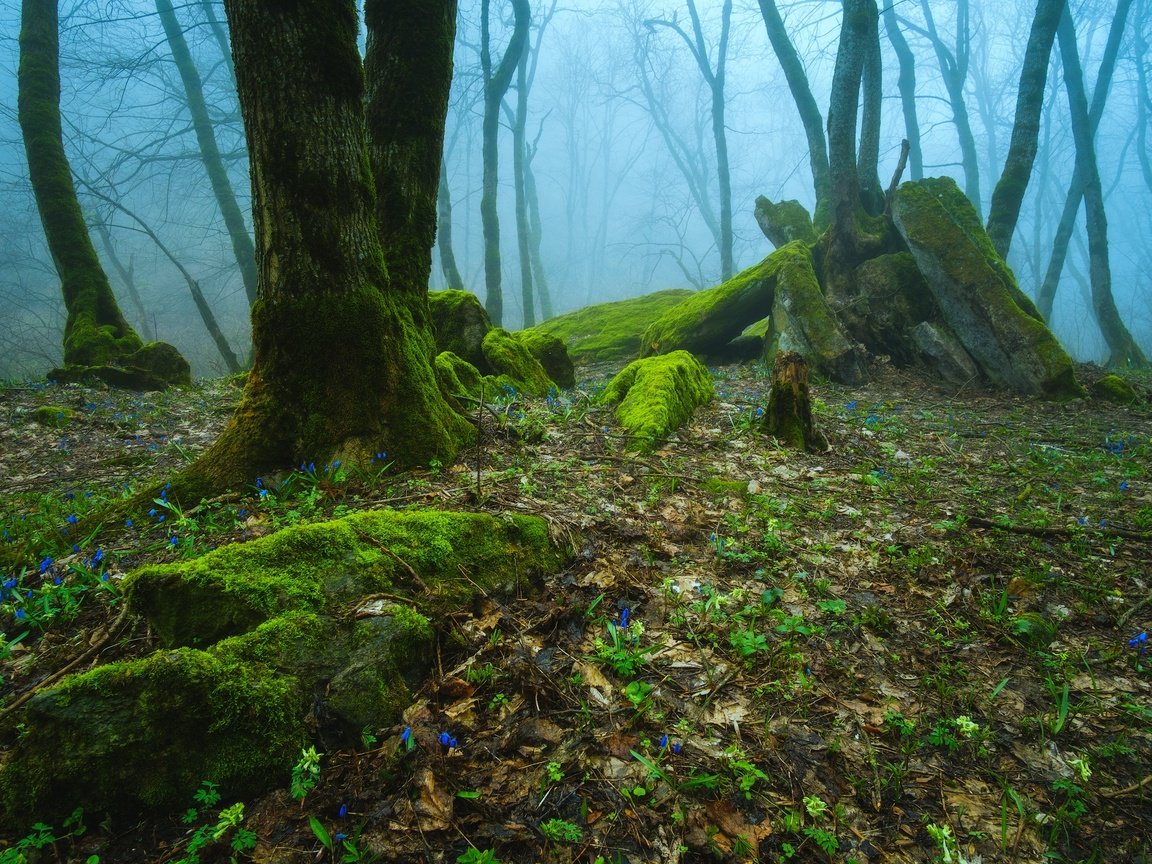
658,735,682,754
439,731,458,749
1129,632,1147,656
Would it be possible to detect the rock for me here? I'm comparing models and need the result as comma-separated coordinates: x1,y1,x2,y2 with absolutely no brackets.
481,328,555,397
837,253,935,367
0,509,564,827
428,290,492,370
30,405,74,428
435,350,485,405
909,321,980,386
524,289,693,364
601,350,713,448
514,329,575,389
1090,374,1140,404
754,196,817,248
892,178,1084,399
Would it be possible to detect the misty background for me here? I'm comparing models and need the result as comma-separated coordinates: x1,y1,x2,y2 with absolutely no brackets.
0,0,1148,379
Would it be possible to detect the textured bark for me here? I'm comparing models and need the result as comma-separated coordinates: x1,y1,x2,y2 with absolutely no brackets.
985,0,1064,259
156,0,257,307
857,5,884,215
179,0,472,500
883,5,922,180
511,46,536,326
524,140,554,319
1055,9,1147,367
763,352,827,451
1037,0,1134,319
1137,0,1152,195
18,0,188,386
757,0,830,215
436,164,465,292
480,0,531,326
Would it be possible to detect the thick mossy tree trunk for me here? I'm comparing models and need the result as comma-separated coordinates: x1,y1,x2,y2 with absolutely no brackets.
179,0,472,501
18,0,189,388
985,0,1064,259
155,0,257,307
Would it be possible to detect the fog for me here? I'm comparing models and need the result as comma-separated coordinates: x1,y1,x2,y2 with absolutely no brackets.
0,0,1149,379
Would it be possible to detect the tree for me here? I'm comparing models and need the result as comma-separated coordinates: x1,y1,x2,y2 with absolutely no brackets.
1055,6,1148,367
480,0,531,326
985,0,1065,259
882,3,922,181
18,0,189,389
155,0,257,307
175,0,472,500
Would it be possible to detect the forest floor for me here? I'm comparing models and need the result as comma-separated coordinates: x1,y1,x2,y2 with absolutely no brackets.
1,359,1151,864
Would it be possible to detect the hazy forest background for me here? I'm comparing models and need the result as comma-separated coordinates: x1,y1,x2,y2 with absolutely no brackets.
0,0,1150,379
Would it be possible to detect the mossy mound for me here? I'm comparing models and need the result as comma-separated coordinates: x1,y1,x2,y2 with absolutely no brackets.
30,405,74,427
524,289,693,364
601,350,713,448
481,328,554,397
435,350,485,404
515,329,574,389
49,340,192,391
1090,374,1140,404
428,289,492,370
754,196,817,248
0,509,564,828
892,178,1084,400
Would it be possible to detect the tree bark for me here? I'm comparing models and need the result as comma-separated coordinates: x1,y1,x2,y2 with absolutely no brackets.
1056,8,1147,368
1037,0,1134,319
524,137,554,319
757,0,830,218
437,163,465,292
1137,0,1152,194
155,0,257,307
18,0,188,386
985,0,1064,259
480,0,531,326
511,44,536,326
178,0,472,500
882,4,922,180
857,3,884,215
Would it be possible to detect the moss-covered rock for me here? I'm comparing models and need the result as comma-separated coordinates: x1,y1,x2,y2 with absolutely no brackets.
909,322,980,386
764,243,867,384
30,405,74,427
601,350,713,448
514,329,574,389
754,196,817,248
435,350,485,403
836,253,935,367
892,178,1084,400
1090,374,1139,404
481,328,554,397
428,289,492,370
0,509,565,828
49,340,192,391
524,289,693,364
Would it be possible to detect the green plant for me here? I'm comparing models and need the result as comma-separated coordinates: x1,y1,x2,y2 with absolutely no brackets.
291,746,322,802
176,783,256,864
456,849,503,864
594,620,657,677
309,816,377,863
0,809,96,864
539,818,582,844
543,761,564,785
623,679,652,711
729,626,769,658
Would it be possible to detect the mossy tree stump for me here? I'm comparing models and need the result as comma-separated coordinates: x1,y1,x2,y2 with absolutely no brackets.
762,351,827,451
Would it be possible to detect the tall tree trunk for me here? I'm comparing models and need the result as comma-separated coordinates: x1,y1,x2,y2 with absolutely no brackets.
18,0,188,386
857,4,884,214
179,0,472,500
197,0,234,83
757,0,830,218
155,0,257,307
985,0,1064,259
1037,0,1134,318
437,163,465,292
1056,8,1148,368
511,45,536,327
95,221,154,342
1137,0,1152,194
480,0,531,327
524,138,554,319
883,4,922,180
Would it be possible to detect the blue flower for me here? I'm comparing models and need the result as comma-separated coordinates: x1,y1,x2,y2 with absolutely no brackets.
71,544,79,554
149,508,157,517
15,608,24,620
439,731,450,746
67,514,77,525
38,557,52,574
93,548,104,563
125,518,134,528
1120,481,1129,491
157,515,165,523
335,833,347,841
619,607,630,628
53,575,62,586
169,536,179,546
659,734,668,749
672,742,682,754
845,400,858,411
1129,632,1148,655
338,804,347,818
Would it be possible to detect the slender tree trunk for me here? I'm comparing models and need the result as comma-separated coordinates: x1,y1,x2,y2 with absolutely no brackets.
985,0,1064,259
757,0,830,217
1137,0,1152,193
1056,8,1147,367
197,0,234,83
437,163,465,292
524,138,553,319
95,221,153,341
857,4,884,214
511,45,536,327
1037,0,1134,318
480,0,531,326
18,0,188,386
826,0,872,263
179,0,472,500
156,0,257,307
883,4,922,180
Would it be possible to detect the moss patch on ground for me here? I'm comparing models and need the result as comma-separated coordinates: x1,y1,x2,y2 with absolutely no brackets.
524,289,693,364
601,350,713,448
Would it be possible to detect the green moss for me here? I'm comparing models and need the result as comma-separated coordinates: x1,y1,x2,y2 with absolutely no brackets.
481,328,554,396
435,350,484,403
753,196,817,247
514,329,574,388
524,289,693,363
1090,374,1139,404
30,405,74,427
601,350,713,448
700,478,750,497
428,289,492,369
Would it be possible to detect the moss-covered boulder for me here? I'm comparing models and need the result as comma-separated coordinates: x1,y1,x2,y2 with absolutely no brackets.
909,322,980,386
892,178,1084,400
435,350,485,403
764,243,867,384
754,196,817,248
481,328,554,397
1090,373,1140,404
0,509,564,827
601,350,713,448
49,340,192,391
524,289,693,364
428,289,492,370
30,405,74,427
836,253,935,367
515,329,574,389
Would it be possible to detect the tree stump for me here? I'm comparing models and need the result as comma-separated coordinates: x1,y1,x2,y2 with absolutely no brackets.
763,351,828,451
